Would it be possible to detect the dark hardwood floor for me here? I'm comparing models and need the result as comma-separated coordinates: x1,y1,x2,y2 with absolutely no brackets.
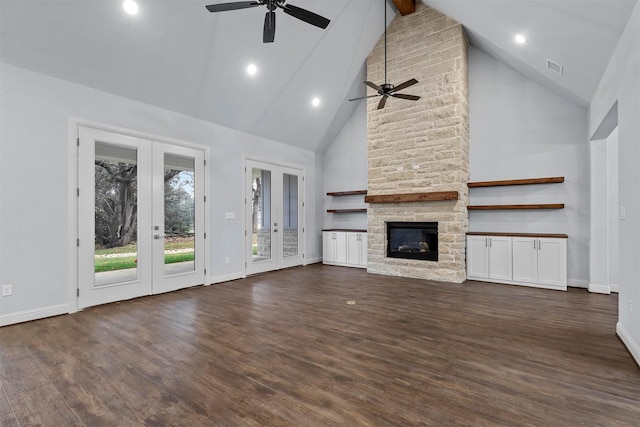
1,264,639,426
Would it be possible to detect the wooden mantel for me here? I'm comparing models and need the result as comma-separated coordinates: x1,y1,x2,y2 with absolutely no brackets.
392,0,416,16
365,191,458,203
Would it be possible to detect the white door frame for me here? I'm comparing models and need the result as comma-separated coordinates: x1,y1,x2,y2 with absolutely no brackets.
244,158,305,275
68,118,211,313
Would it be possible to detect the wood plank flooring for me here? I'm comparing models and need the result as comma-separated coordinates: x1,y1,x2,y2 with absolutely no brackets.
1,264,639,426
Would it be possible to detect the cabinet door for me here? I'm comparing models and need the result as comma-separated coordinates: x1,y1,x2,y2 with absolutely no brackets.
335,232,347,264
537,238,567,287
359,233,368,266
488,236,512,281
466,236,489,279
512,237,538,283
346,233,361,265
322,232,336,263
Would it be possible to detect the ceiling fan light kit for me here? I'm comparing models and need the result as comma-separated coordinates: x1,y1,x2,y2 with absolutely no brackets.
349,0,421,109
205,0,330,43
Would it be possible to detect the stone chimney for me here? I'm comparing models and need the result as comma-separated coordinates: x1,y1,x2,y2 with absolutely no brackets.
366,2,469,283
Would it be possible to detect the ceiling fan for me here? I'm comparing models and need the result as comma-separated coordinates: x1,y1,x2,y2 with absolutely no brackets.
349,0,420,109
205,0,330,43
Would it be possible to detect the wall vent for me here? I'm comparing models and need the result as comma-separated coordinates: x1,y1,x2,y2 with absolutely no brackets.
547,59,564,75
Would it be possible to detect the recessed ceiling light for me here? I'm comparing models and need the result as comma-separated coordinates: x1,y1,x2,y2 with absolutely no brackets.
123,0,139,15
514,34,526,44
246,64,257,76
311,97,321,107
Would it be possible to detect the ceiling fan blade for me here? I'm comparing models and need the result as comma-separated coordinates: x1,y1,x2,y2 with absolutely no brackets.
365,81,382,92
263,10,276,43
206,1,260,13
391,78,418,92
391,93,421,101
377,95,388,110
281,3,330,29
348,94,381,102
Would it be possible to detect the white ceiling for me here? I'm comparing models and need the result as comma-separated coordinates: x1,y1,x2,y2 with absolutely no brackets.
1,0,637,152
422,0,637,107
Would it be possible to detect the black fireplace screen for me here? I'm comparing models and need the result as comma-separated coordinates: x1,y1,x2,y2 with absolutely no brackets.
387,222,438,261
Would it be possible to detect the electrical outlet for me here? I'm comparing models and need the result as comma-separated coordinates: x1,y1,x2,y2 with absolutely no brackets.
2,284,12,297
225,257,230,265
629,300,633,316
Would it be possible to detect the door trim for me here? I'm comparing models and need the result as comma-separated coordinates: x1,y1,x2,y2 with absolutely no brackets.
243,157,306,276
68,118,211,313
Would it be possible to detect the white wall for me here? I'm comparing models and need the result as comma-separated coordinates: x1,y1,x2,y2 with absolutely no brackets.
607,128,620,289
468,47,590,286
589,1,640,366
589,139,609,292
322,100,368,231
0,63,322,322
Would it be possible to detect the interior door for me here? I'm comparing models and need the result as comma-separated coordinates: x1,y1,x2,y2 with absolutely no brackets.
78,126,206,309
245,160,303,275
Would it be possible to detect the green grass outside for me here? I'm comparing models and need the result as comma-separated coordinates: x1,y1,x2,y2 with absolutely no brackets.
94,251,195,273
95,240,194,255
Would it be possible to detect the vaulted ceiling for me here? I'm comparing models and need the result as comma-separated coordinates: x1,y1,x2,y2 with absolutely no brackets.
1,0,637,152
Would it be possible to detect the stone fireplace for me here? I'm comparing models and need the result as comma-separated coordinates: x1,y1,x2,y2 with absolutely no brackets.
366,2,469,283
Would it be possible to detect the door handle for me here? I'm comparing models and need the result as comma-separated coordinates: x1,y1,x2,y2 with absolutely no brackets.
154,234,164,240
274,229,278,233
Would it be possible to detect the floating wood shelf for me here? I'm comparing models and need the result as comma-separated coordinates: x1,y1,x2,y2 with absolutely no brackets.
467,176,564,188
365,191,459,204
326,209,367,213
392,0,416,16
326,190,368,196
467,231,568,238
467,204,564,210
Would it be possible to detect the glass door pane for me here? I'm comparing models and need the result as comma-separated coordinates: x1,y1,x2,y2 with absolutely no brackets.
282,173,299,258
251,168,272,263
163,154,196,276
94,142,138,286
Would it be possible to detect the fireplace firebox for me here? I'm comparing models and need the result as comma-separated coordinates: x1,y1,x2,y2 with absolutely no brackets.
387,222,438,261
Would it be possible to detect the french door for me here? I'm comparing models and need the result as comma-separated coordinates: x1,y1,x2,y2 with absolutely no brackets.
245,160,303,275
78,126,205,309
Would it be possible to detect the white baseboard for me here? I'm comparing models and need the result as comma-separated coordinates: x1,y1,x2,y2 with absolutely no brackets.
617,322,640,368
567,279,589,289
588,283,611,294
0,303,69,327
304,257,323,265
610,283,620,293
209,272,244,285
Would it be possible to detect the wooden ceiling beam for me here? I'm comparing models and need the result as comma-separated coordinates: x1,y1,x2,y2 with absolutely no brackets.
392,0,416,16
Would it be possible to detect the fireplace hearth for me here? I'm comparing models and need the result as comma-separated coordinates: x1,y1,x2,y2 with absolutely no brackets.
387,222,438,261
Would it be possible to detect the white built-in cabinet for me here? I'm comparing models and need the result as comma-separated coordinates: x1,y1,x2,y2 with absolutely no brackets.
466,235,512,281
323,230,367,268
512,237,567,288
323,231,346,265
467,233,567,291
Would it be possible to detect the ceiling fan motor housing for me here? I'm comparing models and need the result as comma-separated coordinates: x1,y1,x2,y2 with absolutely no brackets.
380,83,394,94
